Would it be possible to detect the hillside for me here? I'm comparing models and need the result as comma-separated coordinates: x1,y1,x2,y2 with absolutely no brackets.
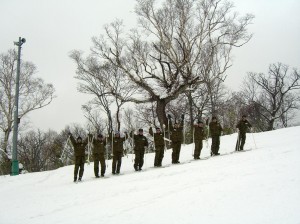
1,127,299,224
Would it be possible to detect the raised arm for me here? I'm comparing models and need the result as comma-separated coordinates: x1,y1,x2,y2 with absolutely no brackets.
180,114,184,129
167,114,173,131
149,127,154,136
69,133,76,146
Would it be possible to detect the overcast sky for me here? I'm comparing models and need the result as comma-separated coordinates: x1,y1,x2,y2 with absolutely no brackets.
0,0,299,132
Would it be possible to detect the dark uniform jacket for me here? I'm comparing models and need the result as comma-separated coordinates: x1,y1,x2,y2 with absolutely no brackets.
236,119,252,133
169,120,183,143
91,138,106,155
132,134,148,152
209,121,223,137
69,135,88,157
149,127,165,147
108,133,127,154
194,125,207,142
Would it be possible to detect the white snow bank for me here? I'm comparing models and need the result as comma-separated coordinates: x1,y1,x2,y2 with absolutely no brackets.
0,127,299,224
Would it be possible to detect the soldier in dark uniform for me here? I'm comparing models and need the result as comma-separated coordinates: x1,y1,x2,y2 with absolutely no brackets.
132,129,149,171
149,126,165,167
209,116,223,156
90,133,106,177
236,115,252,150
69,133,88,182
108,131,127,174
168,114,184,164
193,120,207,159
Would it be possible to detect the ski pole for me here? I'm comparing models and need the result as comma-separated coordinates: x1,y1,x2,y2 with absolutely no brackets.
87,134,93,165
206,118,212,156
235,131,240,151
168,119,170,148
183,118,186,146
124,132,128,159
111,130,114,163
192,125,195,156
163,124,167,152
131,131,135,163
251,129,257,149
205,134,209,149
106,134,109,168
144,147,147,169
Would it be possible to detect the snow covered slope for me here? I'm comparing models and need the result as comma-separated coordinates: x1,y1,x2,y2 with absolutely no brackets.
1,127,300,224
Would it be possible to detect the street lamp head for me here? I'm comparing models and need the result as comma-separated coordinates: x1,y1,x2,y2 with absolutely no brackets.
14,37,26,46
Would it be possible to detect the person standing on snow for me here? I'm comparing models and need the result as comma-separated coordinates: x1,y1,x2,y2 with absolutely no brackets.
69,133,88,182
236,115,252,151
193,120,207,159
108,131,127,174
131,129,149,171
89,133,107,177
149,126,166,167
168,114,184,164
209,116,223,156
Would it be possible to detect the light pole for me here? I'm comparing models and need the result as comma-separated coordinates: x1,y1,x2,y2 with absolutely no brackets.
11,37,26,176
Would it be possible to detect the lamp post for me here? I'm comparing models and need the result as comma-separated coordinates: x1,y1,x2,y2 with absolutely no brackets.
11,37,26,176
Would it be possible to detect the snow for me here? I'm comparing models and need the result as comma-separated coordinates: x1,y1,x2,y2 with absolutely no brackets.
1,127,300,224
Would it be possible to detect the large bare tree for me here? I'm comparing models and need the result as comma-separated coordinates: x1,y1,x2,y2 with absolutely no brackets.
73,0,253,128
0,49,55,156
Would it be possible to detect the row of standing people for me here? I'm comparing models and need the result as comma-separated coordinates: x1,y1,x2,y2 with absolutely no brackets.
68,115,252,182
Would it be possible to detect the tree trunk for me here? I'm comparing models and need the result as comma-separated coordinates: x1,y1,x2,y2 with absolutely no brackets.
267,118,275,131
156,99,168,129
107,109,113,134
2,122,12,154
187,92,194,136
116,105,121,131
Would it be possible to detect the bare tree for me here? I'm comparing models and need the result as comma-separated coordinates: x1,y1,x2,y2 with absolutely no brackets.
77,0,253,128
187,84,210,123
82,103,106,134
243,63,300,131
103,64,138,131
18,129,60,172
70,51,114,133
122,107,139,131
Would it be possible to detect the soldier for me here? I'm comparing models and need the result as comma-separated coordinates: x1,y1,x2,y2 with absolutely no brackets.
209,116,223,156
168,114,184,164
132,129,149,171
89,133,106,177
69,133,88,182
236,115,252,150
149,126,166,167
193,120,207,159
108,131,127,174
